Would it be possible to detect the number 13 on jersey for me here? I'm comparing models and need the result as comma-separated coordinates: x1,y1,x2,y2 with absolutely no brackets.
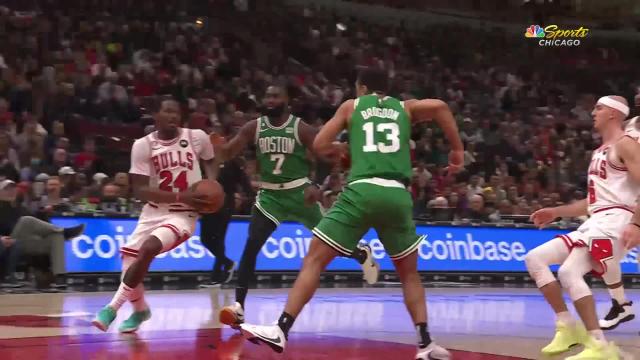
362,122,400,153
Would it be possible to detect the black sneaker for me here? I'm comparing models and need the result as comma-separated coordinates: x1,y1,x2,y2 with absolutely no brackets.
63,224,86,240
221,261,237,284
0,280,24,288
599,299,634,330
198,281,222,288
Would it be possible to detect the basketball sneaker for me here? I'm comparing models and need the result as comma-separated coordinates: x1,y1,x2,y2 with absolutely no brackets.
541,321,587,356
415,342,451,360
219,302,244,329
222,260,237,284
357,243,379,285
119,309,151,333
239,323,286,353
92,306,117,332
565,338,620,360
599,299,634,330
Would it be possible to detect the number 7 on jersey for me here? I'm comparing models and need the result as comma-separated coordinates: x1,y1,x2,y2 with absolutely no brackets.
271,154,285,175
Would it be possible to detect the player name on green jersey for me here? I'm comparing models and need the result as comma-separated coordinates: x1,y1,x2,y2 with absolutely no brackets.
360,107,400,121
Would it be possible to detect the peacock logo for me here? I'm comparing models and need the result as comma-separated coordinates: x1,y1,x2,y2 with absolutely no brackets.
525,25,545,38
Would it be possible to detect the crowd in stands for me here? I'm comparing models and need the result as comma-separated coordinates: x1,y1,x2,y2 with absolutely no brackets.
0,0,638,225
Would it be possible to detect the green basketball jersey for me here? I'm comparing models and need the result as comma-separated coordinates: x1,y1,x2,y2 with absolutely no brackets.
255,115,310,184
347,94,412,183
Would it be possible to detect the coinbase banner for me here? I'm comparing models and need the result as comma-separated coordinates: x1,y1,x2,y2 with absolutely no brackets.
53,217,640,273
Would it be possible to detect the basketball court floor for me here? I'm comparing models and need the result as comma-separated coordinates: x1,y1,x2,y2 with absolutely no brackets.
1,285,639,359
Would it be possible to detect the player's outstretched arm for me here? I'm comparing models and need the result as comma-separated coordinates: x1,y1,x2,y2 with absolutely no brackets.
298,120,330,181
551,198,588,218
192,129,219,180
312,99,353,162
405,98,464,173
405,99,464,152
211,119,257,162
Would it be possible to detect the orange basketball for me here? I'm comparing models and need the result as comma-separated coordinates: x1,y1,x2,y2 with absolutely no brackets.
191,179,224,214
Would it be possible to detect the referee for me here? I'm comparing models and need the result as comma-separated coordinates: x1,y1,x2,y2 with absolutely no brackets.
199,157,253,287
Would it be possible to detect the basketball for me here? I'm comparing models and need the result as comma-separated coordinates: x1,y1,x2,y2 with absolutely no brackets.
191,179,224,213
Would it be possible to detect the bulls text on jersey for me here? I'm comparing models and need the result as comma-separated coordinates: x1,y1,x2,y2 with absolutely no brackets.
151,150,195,175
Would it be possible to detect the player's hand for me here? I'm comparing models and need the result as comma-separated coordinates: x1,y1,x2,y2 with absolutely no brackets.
530,207,558,228
304,185,322,206
622,223,640,251
322,141,349,165
444,149,464,178
209,132,226,146
180,190,213,209
1,236,14,247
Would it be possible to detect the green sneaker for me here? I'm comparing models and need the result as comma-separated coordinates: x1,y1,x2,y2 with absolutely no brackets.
541,321,587,356
92,306,117,332
565,338,620,360
118,309,151,333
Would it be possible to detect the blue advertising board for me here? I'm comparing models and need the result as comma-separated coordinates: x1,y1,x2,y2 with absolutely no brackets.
51,217,639,273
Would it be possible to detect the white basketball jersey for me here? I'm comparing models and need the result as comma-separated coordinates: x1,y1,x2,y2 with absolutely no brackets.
625,116,640,138
130,128,215,211
587,138,640,214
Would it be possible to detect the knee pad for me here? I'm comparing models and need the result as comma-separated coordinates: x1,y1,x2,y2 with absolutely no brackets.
524,252,557,288
557,265,592,301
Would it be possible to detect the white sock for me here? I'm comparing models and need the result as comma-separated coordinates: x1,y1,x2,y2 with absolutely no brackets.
556,311,575,325
589,329,606,344
608,286,627,304
130,284,148,312
108,283,133,311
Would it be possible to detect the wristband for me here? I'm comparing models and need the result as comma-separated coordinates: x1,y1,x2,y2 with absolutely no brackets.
631,223,640,230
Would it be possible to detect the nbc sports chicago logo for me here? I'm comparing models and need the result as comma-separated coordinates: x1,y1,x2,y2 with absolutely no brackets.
525,24,589,47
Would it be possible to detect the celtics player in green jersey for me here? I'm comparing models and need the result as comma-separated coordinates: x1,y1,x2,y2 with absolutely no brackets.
239,69,464,359
213,85,380,329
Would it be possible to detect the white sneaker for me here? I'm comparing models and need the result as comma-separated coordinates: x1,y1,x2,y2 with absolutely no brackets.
219,302,245,329
600,299,634,330
357,243,380,285
240,323,286,353
415,342,451,360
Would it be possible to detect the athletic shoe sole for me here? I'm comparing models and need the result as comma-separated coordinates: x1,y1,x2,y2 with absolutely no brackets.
91,320,108,332
602,314,635,330
240,327,284,353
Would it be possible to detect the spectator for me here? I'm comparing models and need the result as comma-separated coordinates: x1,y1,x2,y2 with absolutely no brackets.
489,199,514,222
412,160,432,184
460,118,483,145
36,176,71,219
461,194,489,222
0,178,85,288
42,149,70,176
427,196,453,221
466,174,484,200
113,172,131,198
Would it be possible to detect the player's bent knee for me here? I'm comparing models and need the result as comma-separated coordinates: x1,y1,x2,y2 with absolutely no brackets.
524,252,556,288
557,265,592,301
138,236,163,260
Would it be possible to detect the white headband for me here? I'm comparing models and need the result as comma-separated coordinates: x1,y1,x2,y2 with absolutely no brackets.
597,96,630,117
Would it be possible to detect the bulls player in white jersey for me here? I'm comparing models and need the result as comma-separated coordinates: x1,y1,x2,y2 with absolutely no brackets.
92,99,216,333
524,95,640,360
595,94,640,332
